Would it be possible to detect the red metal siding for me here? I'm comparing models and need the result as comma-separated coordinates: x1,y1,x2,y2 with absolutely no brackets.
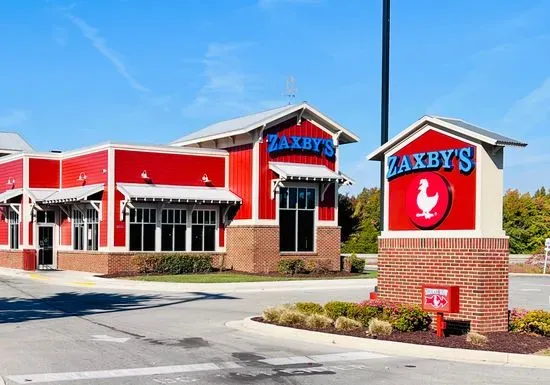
0,159,23,193
219,223,225,247
0,159,23,246
319,183,335,221
114,190,126,247
62,150,109,247
228,144,252,220
60,211,71,246
28,221,33,245
259,119,336,220
115,150,226,187
29,158,60,188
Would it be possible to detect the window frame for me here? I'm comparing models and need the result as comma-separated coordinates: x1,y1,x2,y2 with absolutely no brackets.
278,185,317,253
161,208,187,252
72,203,101,251
8,205,20,250
128,207,157,252
191,209,217,252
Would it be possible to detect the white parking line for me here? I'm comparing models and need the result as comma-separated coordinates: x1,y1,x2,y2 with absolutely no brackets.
6,351,387,384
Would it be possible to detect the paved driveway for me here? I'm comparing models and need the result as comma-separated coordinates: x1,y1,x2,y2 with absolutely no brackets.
0,275,548,384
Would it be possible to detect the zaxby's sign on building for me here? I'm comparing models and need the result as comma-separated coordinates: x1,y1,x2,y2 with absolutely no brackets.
368,115,526,333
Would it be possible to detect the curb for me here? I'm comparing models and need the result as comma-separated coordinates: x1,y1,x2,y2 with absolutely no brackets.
509,273,549,277
0,268,376,293
226,317,550,369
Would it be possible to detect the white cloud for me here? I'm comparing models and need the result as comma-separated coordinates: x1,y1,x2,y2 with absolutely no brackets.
502,76,550,132
182,42,283,118
66,13,151,93
53,26,68,46
0,109,29,128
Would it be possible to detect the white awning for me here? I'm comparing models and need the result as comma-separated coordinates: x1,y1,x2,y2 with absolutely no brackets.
117,183,241,204
269,162,351,184
0,188,22,204
40,184,104,204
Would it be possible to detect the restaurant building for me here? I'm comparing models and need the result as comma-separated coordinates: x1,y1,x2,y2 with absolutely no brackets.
0,103,358,274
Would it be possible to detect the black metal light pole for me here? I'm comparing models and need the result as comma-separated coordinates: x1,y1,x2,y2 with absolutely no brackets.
379,0,390,229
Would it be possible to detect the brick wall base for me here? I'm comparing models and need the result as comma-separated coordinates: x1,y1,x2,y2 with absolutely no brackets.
0,250,24,269
225,226,341,273
378,237,509,333
57,251,226,275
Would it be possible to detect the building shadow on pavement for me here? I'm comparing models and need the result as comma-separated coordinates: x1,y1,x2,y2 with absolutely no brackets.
0,291,238,324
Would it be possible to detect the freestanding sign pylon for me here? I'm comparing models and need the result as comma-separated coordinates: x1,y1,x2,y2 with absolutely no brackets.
368,115,527,332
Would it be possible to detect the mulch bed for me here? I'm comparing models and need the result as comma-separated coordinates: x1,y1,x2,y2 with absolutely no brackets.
252,317,550,355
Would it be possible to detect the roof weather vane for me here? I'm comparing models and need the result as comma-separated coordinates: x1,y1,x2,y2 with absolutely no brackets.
284,76,297,105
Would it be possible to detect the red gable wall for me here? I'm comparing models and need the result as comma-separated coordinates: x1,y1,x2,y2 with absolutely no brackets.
29,158,60,188
228,144,253,220
259,119,336,220
0,159,23,245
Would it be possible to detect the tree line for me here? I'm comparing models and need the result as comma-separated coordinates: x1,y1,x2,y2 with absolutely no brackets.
339,187,550,255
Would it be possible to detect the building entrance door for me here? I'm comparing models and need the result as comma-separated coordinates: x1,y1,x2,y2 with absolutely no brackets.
38,226,55,270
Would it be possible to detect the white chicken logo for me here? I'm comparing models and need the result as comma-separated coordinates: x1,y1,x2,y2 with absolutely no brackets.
416,178,439,219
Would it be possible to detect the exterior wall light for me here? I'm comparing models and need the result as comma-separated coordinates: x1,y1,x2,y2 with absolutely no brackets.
201,173,211,184
78,172,87,182
141,170,150,180
6,177,15,186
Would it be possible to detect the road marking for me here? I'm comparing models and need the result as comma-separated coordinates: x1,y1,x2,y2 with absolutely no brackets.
29,274,49,281
6,351,387,383
69,281,96,287
90,334,130,343
520,288,541,292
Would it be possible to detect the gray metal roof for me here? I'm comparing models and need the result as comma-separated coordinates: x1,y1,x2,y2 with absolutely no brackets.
0,132,33,152
117,183,241,204
434,117,527,147
269,162,344,182
40,184,105,204
0,188,23,203
172,105,294,145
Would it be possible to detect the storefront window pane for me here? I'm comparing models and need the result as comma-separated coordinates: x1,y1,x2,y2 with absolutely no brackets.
306,188,315,209
129,224,142,251
191,225,202,251
279,188,288,208
297,211,314,251
289,188,297,209
298,188,306,209
143,224,156,251
174,225,186,251
279,210,296,252
161,224,173,251
204,226,215,251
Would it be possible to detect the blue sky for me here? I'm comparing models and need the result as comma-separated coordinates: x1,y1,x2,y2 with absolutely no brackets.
0,0,548,194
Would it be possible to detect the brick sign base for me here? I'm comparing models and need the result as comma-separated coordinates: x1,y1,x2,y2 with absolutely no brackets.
378,237,509,332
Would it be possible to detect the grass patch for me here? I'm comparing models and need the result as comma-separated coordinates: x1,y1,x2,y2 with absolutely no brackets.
126,271,377,283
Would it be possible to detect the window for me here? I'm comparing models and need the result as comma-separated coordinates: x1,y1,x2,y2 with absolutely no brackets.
9,207,19,249
191,210,216,251
37,210,55,223
72,206,99,251
161,209,186,251
279,187,315,252
129,208,156,251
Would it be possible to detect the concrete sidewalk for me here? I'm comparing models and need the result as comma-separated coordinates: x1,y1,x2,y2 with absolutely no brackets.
0,267,376,293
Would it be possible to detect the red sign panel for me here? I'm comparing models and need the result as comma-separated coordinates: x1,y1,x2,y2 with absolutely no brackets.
388,129,476,231
421,285,460,313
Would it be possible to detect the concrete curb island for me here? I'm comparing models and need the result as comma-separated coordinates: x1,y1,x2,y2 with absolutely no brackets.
226,317,550,369
0,267,376,293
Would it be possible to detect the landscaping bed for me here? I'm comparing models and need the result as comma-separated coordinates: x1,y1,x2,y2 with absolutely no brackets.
252,317,550,354
258,300,550,355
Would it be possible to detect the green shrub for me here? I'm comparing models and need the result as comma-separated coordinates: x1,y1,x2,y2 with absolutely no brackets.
355,304,384,326
295,302,324,315
389,305,431,332
324,301,362,320
132,254,213,274
368,318,393,336
305,314,333,329
335,316,362,330
348,254,366,273
277,258,306,275
278,309,307,327
510,309,550,336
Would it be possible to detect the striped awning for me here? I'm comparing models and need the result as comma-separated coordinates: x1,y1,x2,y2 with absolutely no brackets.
117,183,241,204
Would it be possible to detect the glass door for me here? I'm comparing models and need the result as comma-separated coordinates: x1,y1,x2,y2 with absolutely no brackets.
38,226,54,270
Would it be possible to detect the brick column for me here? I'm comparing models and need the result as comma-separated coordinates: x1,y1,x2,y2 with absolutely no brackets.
378,237,509,332
225,226,279,273
316,226,341,271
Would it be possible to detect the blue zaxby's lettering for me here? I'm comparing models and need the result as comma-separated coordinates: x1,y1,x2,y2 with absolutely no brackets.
387,146,475,180
267,134,335,158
